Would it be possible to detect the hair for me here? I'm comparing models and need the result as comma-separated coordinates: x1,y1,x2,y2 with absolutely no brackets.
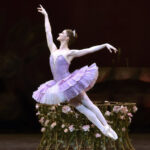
65,29,78,46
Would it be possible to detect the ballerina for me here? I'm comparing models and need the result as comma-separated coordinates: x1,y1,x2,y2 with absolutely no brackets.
33,4,118,140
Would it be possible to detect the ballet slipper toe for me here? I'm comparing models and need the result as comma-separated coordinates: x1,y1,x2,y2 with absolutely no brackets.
103,124,118,141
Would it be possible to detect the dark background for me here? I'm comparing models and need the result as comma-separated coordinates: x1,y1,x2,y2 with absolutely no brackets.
0,0,150,133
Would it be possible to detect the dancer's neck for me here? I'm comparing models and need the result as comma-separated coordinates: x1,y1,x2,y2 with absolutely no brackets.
59,41,69,50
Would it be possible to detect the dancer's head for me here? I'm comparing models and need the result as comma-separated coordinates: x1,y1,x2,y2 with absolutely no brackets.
57,29,77,46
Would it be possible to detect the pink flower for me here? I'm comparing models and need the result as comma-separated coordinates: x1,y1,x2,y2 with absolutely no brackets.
68,125,75,132
133,106,138,113
62,105,71,114
41,127,46,132
120,115,125,120
105,111,111,116
64,128,68,133
61,124,65,128
82,125,90,132
127,113,133,117
120,106,128,114
122,127,126,132
113,106,121,113
95,133,101,138
50,121,57,128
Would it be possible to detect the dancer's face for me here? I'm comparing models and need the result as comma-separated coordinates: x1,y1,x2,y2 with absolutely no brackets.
57,30,69,42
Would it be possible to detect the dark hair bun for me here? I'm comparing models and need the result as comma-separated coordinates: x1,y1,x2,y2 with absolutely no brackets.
65,29,78,46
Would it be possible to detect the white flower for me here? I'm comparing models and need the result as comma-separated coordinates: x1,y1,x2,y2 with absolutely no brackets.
95,133,101,138
133,106,138,113
68,125,75,132
41,127,46,132
62,105,71,114
129,117,132,123
61,124,65,128
64,128,68,133
50,121,57,128
39,117,44,124
44,120,50,126
75,113,79,118
105,111,111,116
36,111,40,116
50,106,56,110
35,103,39,109
82,125,90,132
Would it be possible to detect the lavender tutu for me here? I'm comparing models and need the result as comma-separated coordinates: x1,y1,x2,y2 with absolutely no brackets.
32,55,98,105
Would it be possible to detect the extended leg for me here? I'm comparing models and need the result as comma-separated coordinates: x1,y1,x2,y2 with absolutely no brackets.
75,104,105,132
81,92,107,126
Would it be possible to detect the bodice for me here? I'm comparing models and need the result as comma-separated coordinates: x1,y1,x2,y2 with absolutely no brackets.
49,55,70,81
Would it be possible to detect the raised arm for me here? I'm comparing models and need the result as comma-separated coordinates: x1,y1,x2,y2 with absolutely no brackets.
68,43,118,58
37,4,57,53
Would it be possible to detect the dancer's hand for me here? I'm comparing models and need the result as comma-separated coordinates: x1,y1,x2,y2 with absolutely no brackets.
105,43,118,53
37,4,48,16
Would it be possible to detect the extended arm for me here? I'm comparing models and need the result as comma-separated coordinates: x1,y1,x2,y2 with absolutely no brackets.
69,43,118,58
37,5,57,53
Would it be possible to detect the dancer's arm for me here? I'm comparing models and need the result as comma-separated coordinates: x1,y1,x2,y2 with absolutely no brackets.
37,4,57,53
69,43,117,58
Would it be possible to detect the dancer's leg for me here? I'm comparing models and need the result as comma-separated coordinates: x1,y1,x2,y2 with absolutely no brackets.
68,93,118,140
81,92,107,126
75,104,105,133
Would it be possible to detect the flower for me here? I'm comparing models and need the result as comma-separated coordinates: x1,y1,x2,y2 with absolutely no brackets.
50,121,57,128
105,111,111,116
127,113,133,117
122,127,126,132
35,103,39,109
44,120,50,126
41,127,46,132
82,125,90,132
61,124,65,128
39,117,44,124
75,113,79,118
68,125,75,132
120,106,128,114
50,106,56,110
113,106,121,113
95,133,101,138
36,111,40,116
133,106,138,113
62,105,71,114
91,124,95,128
120,115,125,120
129,117,132,123
64,128,68,133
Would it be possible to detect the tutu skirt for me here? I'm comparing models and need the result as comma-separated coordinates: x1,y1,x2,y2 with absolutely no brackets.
32,63,98,105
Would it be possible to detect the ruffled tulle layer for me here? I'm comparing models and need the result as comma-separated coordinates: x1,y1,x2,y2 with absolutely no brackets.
32,63,98,104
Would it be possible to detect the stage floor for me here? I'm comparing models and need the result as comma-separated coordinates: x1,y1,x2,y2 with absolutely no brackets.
0,133,149,150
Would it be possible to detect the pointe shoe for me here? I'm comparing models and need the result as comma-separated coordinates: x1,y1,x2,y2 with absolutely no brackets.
102,124,118,140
